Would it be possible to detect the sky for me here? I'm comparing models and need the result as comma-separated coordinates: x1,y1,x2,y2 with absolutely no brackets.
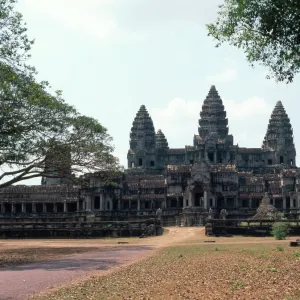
15,0,300,184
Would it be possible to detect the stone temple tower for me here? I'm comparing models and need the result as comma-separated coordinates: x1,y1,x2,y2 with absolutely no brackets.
155,129,169,169
198,85,229,141
262,101,296,166
127,105,157,169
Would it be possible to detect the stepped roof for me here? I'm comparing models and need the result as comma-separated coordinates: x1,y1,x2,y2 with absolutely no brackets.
156,129,169,149
129,105,156,150
198,85,229,140
262,101,294,151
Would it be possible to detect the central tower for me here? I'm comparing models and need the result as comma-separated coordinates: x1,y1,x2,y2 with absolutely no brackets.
198,85,229,140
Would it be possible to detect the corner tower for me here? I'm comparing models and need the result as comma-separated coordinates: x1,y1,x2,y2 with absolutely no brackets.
262,101,296,166
127,105,156,169
198,85,229,140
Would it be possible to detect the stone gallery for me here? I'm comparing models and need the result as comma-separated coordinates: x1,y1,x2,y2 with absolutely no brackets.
1,86,299,223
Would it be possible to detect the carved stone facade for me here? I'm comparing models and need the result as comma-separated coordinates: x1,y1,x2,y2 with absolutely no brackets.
1,86,299,221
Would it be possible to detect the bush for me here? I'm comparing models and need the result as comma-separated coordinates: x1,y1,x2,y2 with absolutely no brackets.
271,222,290,240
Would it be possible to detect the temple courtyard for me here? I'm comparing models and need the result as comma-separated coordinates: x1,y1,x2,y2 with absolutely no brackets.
0,228,299,300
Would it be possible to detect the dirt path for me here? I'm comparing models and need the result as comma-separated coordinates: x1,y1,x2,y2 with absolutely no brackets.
0,228,203,300
2,227,295,300
0,246,154,300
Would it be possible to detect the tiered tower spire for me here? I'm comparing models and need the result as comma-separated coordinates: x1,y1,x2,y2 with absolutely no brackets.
262,101,296,165
156,129,169,149
129,105,156,150
198,85,229,140
262,101,294,151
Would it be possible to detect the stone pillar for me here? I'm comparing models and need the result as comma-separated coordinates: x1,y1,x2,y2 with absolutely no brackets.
163,198,167,209
234,197,238,209
11,203,16,213
283,197,287,209
1,203,5,214
290,198,294,208
22,203,26,214
151,200,154,210
205,151,208,161
213,152,217,163
176,196,179,208
204,191,208,210
76,201,80,211
43,203,47,213
213,196,216,208
85,196,92,211
137,199,140,211
53,203,57,213
227,151,231,163
64,201,67,213
100,194,104,211
249,198,252,209
224,197,228,208
32,203,36,213
188,190,193,207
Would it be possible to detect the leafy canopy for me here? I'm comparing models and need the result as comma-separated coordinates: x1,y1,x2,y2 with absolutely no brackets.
0,0,121,187
207,0,300,83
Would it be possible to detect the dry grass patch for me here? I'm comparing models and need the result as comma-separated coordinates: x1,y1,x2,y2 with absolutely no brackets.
33,242,300,300
0,246,99,268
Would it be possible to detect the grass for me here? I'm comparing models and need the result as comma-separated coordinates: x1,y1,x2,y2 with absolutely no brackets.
32,242,300,300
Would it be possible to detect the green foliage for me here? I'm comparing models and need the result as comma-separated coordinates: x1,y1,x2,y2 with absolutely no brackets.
207,0,300,83
0,1,120,187
271,222,290,240
232,281,244,291
276,244,284,252
292,251,300,259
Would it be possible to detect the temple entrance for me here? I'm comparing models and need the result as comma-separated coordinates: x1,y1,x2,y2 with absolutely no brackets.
193,186,203,207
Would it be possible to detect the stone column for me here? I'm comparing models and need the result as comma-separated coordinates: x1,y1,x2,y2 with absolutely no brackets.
32,203,36,213
63,201,67,213
22,203,26,214
176,196,179,208
283,197,287,209
43,203,47,213
234,197,238,209
188,190,193,207
76,201,80,211
100,194,104,211
249,198,252,209
227,152,231,163
11,203,16,213
224,197,228,208
151,200,154,210
290,198,294,208
137,199,140,211
213,152,217,163
213,196,216,208
53,203,57,213
1,203,5,214
85,196,92,211
204,191,208,210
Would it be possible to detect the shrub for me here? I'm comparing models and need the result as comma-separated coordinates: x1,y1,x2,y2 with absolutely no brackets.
271,222,290,240
276,245,284,252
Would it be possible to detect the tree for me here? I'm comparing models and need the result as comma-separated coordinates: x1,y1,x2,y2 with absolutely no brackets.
0,1,121,187
206,0,300,83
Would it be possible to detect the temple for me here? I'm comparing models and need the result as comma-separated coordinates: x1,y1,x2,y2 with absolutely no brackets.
0,86,299,226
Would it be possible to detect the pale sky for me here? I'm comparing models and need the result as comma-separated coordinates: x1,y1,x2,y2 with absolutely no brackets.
16,0,300,184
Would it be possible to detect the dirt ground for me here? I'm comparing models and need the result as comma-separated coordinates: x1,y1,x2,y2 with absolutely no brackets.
0,228,299,300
